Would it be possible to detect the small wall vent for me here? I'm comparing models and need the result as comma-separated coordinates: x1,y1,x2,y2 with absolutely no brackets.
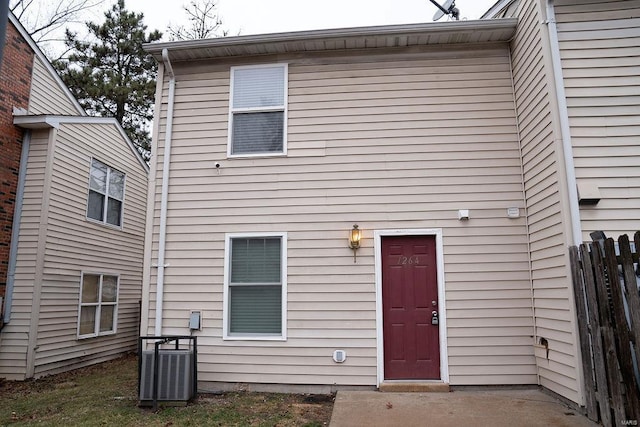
333,350,347,363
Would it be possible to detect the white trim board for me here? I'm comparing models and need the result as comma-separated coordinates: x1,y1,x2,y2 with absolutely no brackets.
374,228,449,386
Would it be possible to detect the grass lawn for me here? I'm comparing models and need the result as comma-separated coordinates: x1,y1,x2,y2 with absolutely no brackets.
0,354,334,426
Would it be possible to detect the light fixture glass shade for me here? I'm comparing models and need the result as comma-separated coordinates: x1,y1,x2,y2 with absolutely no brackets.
349,224,361,249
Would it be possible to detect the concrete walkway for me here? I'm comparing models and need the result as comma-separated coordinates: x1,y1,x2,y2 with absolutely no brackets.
330,389,599,427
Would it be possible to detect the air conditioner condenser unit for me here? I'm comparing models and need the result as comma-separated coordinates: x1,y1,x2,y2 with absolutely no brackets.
139,349,194,403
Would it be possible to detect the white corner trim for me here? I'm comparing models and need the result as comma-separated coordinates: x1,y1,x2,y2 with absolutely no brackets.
374,228,449,385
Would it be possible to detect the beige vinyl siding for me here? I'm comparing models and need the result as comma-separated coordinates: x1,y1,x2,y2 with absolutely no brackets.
146,45,537,387
510,0,580,402
554,0,640,237
28,122,147,377
0,130,50,380
28,56,79,115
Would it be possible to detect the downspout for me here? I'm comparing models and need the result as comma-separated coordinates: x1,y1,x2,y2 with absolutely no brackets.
545,0,582,246
155,48,176,335
545,0,586,406
3,130,30,324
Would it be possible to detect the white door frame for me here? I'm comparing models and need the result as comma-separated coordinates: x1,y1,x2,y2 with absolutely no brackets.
374,228,449,385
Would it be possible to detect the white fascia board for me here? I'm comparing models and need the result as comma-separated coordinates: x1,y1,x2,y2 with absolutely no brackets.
8,12,85,116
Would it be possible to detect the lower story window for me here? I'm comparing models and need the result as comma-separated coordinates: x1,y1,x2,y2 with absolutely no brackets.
225,233,287,339
78,273,118,338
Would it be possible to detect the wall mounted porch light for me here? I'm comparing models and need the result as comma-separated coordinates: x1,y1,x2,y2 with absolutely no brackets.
349,224,362,263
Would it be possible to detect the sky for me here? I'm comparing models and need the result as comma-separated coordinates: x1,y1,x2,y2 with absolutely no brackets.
24,0,498,56
103,0,498,39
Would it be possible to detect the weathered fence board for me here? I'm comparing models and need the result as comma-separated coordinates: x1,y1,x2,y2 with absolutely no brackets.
626,234,640,376
570,233,640,427
578,242,612,426
605,238,640,422
592,243,627,424
569,246,598,421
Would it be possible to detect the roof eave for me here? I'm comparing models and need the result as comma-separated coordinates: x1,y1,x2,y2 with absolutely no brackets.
14,115,149,173
144,18,517,61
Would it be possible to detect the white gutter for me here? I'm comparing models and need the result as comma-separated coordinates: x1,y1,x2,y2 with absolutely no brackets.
144,18,517,53
4,130,30,323
154,48,176,335
546,0,582,246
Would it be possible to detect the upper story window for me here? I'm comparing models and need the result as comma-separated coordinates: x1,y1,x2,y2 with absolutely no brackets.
228,64,288,157
87,159,125,227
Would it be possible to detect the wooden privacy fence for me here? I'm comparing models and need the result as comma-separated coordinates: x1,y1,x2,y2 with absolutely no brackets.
570,232,640,427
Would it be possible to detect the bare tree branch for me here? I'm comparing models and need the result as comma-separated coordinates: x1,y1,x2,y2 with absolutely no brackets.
168,0,228,40
9,0,102,43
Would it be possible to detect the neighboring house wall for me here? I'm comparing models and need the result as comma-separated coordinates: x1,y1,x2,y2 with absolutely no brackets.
510,0,581,403
0,21,33,307
554,0,640,237
0,13,147,380
33,122,147,377
0,129,49,379
0,121,147,379
145,44,537,387
27,56,78,115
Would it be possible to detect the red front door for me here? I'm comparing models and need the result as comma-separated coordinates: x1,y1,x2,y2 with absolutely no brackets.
382,235,440,380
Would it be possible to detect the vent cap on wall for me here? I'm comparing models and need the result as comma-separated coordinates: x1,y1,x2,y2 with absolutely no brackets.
333,350,347,363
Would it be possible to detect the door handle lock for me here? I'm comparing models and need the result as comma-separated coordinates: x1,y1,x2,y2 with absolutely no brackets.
431,310,439,325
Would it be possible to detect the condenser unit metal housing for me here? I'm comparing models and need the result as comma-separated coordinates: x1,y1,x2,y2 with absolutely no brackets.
138,336,198,408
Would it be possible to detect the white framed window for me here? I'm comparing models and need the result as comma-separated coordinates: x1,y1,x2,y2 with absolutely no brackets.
228,64,288,157
223,232,287,340
77,273,119,339
87,158,125,227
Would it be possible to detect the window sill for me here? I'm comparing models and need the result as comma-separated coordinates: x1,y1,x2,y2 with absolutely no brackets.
86,217,123,231
223,335,286,342
227,152,287,159
77,331,116,340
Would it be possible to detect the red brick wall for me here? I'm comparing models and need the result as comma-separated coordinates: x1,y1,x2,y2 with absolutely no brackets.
0,21,34,304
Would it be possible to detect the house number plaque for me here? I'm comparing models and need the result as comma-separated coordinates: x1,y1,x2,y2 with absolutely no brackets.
397,255,420,265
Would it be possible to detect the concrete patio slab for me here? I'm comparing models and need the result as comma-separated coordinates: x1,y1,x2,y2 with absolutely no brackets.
330,389,598,427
